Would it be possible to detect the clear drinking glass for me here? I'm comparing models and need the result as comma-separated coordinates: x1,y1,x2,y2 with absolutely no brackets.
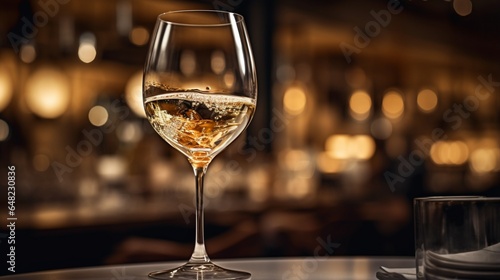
143,10,257,279
414,196,483,279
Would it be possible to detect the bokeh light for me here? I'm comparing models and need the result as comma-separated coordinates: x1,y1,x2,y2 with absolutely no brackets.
382,90,404,119
326,134,351,159
247,167,270,202
97,156,127,181
211,50,226,75
20,44,37,63
125,71,146,117
25,67,70,119
316,152,345,173
453,0,472,16
283,149,313,175
0,68,13,112
352,135,376,160
180,50,196,76
0,119,9,141
117,121,143,144
349,90,371,121
325,134,375,160
88,105,109,127
417,89,438,113
129,26,150,46
371,117,393,140
78,44,97,63
283,86,307,115
430,140,469,165
78,32,97,63
223,72,235,88
470,148,498,173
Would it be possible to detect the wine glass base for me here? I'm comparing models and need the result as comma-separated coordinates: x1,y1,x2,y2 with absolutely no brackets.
148,262,251,280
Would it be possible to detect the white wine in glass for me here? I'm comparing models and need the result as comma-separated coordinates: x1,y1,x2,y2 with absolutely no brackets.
143,10,257,280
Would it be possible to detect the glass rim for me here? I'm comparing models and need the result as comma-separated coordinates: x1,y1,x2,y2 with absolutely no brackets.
414,196,500,203
414,196,484,202
157,10,244,27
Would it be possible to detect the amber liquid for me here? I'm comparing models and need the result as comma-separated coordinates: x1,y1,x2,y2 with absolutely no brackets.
144,89,255,166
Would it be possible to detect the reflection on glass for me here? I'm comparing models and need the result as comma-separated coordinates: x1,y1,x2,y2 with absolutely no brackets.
211,50,226,74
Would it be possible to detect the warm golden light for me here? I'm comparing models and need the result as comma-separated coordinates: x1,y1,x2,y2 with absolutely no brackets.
78,32,97,63
129,26,150,46
430,140,469,165
20,44,36,63
285,178,313,199
125,71,146,117
0,119,9,141
278,149,316,198
431,142,443,165
349,90,371,121
211,50,226,74
382,91,404,119
78,44,96,63
326,134,351,159
97,156,127,181
283,149,312,173
449,141,469,165
352,135,376,160
0,68,13,112
88,105,109,127
325,134,375,160
25,67,70,119
283,86,307,115
469,148,499,174
247,167,270,202
316,152,344,173
417,89,438,113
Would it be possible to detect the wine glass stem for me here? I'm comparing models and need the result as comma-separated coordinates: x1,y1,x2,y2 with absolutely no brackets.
189,165,210,264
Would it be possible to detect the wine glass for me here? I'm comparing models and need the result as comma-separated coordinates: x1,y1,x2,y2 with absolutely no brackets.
143,10,257,280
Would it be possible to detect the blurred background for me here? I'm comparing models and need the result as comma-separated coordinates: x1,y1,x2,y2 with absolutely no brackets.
1,0,500,275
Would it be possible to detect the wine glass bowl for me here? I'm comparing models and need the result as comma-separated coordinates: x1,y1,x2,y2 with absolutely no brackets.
144,89,256,168
143,10,256,280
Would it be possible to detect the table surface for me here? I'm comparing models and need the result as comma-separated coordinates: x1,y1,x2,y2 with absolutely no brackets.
1,257,414,280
